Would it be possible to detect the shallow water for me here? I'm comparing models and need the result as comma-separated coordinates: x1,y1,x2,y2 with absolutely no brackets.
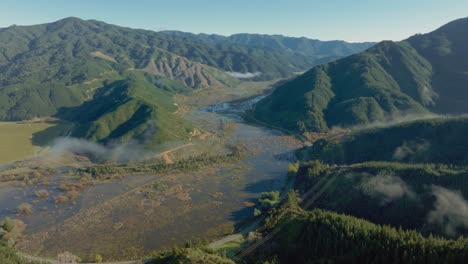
9,94,302,260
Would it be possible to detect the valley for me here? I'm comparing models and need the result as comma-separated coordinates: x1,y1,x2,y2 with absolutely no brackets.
0,82,302,262
2,12,468,264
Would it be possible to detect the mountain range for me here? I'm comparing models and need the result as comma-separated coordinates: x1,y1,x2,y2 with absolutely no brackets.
0,17,373,144
254,17,468,133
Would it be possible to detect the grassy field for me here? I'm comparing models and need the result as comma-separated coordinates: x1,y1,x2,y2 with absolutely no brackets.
0,121,71,163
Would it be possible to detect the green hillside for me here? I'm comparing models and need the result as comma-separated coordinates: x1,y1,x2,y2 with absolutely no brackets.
58,73,192,145
299,116,468,165
0,17,242,121
254,17,468,133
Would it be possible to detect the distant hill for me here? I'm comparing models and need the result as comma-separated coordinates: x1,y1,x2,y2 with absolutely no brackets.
254,17,468,133
162,31,375,71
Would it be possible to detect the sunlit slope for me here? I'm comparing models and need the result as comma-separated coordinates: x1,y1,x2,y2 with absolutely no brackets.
254,17,468,132
58,73,193,146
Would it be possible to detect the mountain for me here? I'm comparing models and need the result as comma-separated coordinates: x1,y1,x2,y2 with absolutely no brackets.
162,31,375,72
254,17,468,133
0,17,240,121
0,17,372,145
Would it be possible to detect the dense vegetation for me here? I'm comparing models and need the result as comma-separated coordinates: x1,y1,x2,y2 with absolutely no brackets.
147,247,234,264
254,17,468,133
294,161,468,237
299,116,468,165
0,218,42,264
83,144,246,178
245,113,468,262
249,193,468,263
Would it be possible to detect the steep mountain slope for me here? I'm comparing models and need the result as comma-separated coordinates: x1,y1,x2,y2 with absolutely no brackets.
407,18,468,113
162,31,375,73
254,17,468,133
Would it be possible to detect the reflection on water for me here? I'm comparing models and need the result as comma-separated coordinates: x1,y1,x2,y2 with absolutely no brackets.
5,94,302,260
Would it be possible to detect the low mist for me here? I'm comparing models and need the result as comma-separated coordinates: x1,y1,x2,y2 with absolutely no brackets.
226,71,262,79
393,140,430,161
360,173,415,205
347,113,443,132
48,137,147,162
428,185,468,236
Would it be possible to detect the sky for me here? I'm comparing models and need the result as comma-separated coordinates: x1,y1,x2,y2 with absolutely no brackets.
0,0,467,42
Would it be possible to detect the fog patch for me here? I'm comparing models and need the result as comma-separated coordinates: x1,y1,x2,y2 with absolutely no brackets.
428,186,468,236
48,137,147,162
393,140,430,161
348,113,443,131
360,173,414,205
226,71,262,79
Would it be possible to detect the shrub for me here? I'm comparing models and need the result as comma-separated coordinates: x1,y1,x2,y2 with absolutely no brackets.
57,251,80,263
0,218,26,246
254,208,262,217
258,191,281,211
55,195,69,204
34,189,49,199
17,203,33,215
67,190,80,204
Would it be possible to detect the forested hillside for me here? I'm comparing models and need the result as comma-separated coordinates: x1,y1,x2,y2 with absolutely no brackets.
293,161,468,237
299,116,468,165
254,17,468,133
249,193,468,263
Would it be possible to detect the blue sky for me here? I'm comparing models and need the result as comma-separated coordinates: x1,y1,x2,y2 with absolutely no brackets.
1,0,467,42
